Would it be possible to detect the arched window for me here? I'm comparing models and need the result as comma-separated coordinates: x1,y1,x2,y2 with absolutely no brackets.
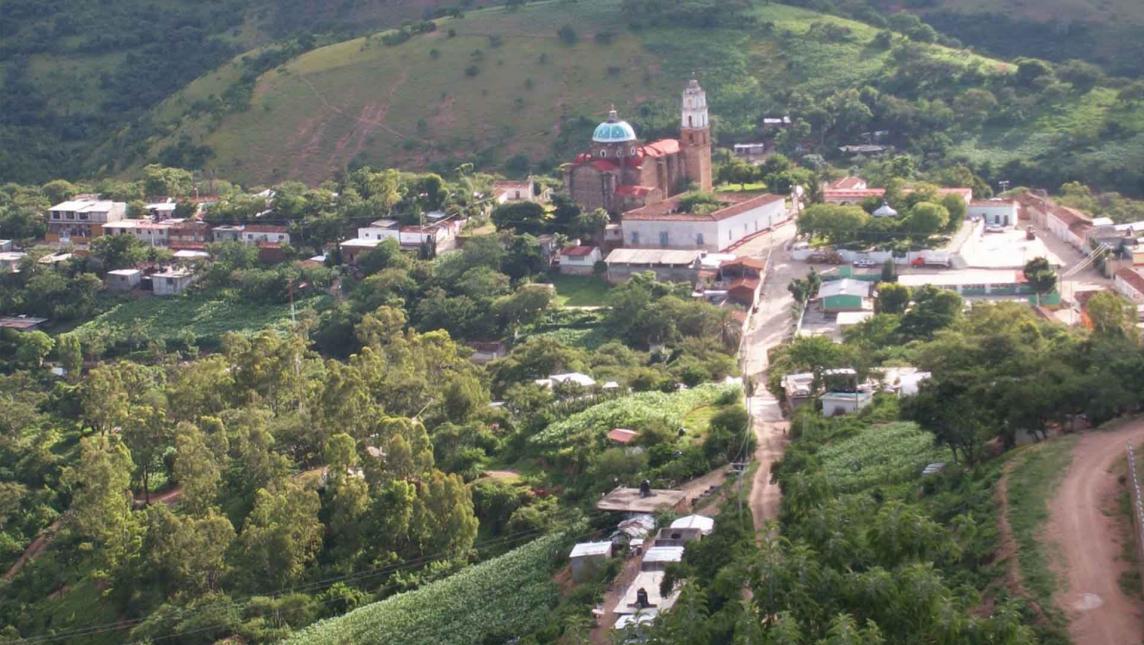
599,149,606,158
688,115,693,127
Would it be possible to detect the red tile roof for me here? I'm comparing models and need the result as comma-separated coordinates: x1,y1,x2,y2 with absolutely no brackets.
824,188,886,200
623,192,785,222
607,428,639,445
829,176,866,190
641,139,681,157
560,245,597,257
1117,268,1144,295
720,257,765,270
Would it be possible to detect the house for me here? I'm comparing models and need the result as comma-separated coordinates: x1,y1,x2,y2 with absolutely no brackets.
339,238,384,265
652,527,704,547
604,248,703,284
152,268,195,296
46,197,126,246
1114,268,1144,304
557,245,602,275
836,310,874,332
969,199,1020,228
620,192,787,252
1045,204,1092,251
569,541,613,583
781,372,816,407
242,225,290,246
211,225,245,243
820,368,873,417
493,177,547,204
168,220,211,249
897,270,1054,302
824,188,884,205
640,546,685,572
670,514,715,536
106,269,142,291
145,199,178,220
102,219,172,247
816,279,871,313
356,219,401,243
615,570,680,615
0,251,25,272
607,428,640,445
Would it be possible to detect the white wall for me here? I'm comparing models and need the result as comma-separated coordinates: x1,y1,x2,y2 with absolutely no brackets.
969,203,1018,227
714,200,787,249
621,199,787,252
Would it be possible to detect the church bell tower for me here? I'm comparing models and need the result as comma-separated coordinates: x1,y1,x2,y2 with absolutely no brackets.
680,79,712,192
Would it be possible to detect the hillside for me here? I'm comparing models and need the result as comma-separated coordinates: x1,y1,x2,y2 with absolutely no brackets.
112,0,1143,195
0,0,451,183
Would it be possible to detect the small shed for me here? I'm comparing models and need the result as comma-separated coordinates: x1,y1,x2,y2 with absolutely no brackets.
817,279,870,313
106,269,141,291
152,268,195,296
557,245,602,275
670,514,715,536
569,541,613,582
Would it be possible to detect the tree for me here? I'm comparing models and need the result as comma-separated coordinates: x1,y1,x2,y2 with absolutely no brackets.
1056,59,1103,92
904,202,948,238
875,282,910,315
121,396,173,502
144,505,235,595
557,25,578,45
491,201,547,234
13,330,53,369
56,333,82,381
174,421,222,515
901,378,989,464
61,435,138,574
142,164,194,197
91,232,148,270
797,204,869,244
237,480,324,589
1086,291,1136,338
1022,257,1056,304
323,433,371,564
899,285,961,340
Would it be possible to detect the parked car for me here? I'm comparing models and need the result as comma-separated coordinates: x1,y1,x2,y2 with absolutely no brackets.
984,225,1005,234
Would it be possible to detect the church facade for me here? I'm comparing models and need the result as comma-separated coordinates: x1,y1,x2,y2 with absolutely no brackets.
563,80,713,215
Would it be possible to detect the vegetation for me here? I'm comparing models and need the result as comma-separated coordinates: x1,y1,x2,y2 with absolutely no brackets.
285,533,568,645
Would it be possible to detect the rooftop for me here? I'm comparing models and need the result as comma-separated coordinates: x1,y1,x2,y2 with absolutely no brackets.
607,428,640,445
596,486,686,513
569,541,613,558
0,316,48,330
593,109,638,143
50,198,119,213
615,571,680,615
669,514,714,535
605,248,702,266
623,192,784,222
817,279,871,299
898,270,1027,288
1117,268,1144,294
829,176,867,190
560,245,597,257
642,546,685,565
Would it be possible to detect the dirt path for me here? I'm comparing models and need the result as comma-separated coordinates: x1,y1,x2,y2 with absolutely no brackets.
3,516,65,581
1047,420,1144,644
740,220,798,530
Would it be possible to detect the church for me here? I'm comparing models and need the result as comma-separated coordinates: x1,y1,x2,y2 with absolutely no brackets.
563,80,712,215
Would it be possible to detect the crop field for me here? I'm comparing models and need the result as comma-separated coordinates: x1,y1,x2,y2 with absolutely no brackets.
530,382,741,451
67,293,326,349
285,533,565,645
817,421,948,493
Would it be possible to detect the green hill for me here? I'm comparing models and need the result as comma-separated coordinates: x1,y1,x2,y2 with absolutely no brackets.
119,0,1143,195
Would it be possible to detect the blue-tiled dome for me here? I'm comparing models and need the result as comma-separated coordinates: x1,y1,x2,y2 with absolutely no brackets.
592,109,637,143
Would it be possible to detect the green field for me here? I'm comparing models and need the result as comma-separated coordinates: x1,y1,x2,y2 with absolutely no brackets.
549,274,611,307
67,293,326,349
817,421,948,493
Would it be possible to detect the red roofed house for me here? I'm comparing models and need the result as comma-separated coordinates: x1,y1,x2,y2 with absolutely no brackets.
557,245,602,275
621,192,787,252
828,176,868,191
823,188,885,204
563,80,712,215
1114,268,1144,304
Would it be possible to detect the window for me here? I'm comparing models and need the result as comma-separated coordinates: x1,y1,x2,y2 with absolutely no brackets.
631,232,639,245
696,233,704,246
599,149,607,158
51,212,60,220
659,231,669,247
688,115,693,127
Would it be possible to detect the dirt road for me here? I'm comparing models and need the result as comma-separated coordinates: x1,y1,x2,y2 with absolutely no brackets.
1047,420,1144,645
738,220,799,529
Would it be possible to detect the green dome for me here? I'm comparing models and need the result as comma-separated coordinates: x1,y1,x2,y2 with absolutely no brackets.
592,110,637,143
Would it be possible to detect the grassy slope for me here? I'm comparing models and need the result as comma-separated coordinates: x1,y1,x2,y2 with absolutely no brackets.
1006,436,1078,611
142,0,1015,186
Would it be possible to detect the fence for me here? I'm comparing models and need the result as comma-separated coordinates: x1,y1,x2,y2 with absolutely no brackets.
1126,445,1144,593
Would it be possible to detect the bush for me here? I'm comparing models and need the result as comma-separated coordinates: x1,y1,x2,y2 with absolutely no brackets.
557,25,578,45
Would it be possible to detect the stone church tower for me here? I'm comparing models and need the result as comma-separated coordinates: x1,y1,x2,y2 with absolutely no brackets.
679,79,712,192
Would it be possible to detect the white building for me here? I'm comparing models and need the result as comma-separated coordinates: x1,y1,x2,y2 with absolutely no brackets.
557,245,602,275
47,197,126,245
1114,268,1144,304
821,390,873,417
356,219,401,242
969,199,1020,228
211,225,244,242
621,192,787,252
0,251,26,272
493,177,547,204
569,542,613,583
106,269,142,291
152,268,195,296
241,225,290,246
103,219,173,247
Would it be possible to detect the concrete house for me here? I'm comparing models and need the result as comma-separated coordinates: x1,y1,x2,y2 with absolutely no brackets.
969,199,1020,228
604,248,702,284
569,541,613,583
152,268,195,296
1114,268,1144,304
242,225,290,246
106,269,142,291
103,219,172,247
46,197,126,246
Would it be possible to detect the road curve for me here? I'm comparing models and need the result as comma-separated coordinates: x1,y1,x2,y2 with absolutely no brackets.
1047,420,1144,645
